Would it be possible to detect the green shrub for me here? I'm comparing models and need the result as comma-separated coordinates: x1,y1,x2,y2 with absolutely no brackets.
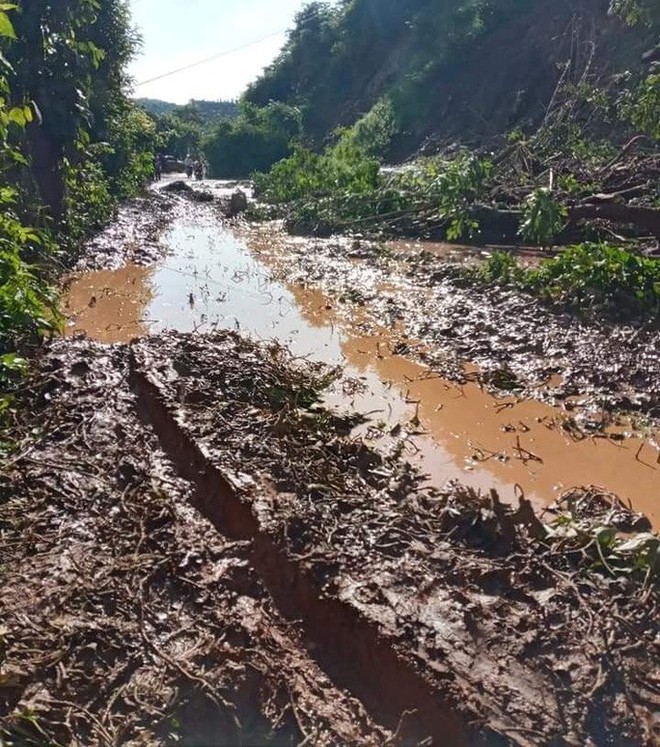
473,243,659,322
255,138,380,205
432,154,492,240
259,146,491,241
526,243,660,319
479,250,525,284
334,98,397,158
519,188,568,246
63,152,115,250
203,102,302,178
0,191,60,389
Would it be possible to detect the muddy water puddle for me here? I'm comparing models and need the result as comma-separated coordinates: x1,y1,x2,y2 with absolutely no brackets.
64,209,659,523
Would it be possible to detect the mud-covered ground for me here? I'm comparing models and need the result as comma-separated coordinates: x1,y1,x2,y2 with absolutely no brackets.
0,337,390,746
245,221,660,426
73,190,186,271
1,332,658,746
70,182,660,428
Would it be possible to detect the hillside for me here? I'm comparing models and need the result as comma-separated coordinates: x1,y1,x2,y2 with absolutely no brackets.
135,97,178,116
244,0,657,157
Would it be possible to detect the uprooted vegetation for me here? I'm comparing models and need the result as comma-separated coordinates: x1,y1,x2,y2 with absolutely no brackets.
246,0,659,246
1,331,658,745
238,0,660,326
250,134,660,324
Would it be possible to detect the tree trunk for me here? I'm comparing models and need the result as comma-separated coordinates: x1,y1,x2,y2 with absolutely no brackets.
568,203,660,240
29,124,65,223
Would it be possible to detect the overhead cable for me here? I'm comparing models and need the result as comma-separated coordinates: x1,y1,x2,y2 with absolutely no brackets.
134,30,286,87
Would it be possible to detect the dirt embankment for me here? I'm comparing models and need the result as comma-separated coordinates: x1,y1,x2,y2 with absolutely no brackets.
1,332,657,745
388,0,654,157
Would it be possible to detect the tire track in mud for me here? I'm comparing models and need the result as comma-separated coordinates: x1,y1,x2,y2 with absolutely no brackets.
0,341,392,745
128,352,489,747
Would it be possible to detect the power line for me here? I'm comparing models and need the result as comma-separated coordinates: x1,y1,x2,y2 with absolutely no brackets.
134,30,286,87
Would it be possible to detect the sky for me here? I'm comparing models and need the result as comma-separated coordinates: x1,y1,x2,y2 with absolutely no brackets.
128,0,309,104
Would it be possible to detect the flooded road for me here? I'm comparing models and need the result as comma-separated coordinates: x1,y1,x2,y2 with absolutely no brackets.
64,190,659,523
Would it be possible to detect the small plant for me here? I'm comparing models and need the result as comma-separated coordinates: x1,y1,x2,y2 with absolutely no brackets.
519,188,568,246
478,250,523,284
556,173,582,195
435,154,491,240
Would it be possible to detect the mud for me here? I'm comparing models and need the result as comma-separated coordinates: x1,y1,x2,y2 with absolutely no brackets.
245,221,660,422
2,333,656,745
63,201,660,524
0,339,390,746
72,188,193,271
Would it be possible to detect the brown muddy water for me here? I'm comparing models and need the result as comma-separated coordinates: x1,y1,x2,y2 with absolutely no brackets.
63,196,659,524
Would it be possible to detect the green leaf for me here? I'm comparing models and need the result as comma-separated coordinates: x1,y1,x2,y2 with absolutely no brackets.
0,10,16,39
7,107,26,127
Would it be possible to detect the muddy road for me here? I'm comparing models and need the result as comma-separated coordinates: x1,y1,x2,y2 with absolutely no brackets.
64,181,659,524
1,179,658,746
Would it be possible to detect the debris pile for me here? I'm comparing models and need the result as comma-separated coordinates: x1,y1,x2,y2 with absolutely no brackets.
1,331,657,745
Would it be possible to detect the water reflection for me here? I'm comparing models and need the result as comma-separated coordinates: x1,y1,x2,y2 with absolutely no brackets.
64,211,659,524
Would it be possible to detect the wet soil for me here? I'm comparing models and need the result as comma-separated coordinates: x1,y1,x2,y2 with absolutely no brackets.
246,221,660,421
1,333,657,745
3,181,657,744
73,189,191,271
63,196,659,524
0,339,390,746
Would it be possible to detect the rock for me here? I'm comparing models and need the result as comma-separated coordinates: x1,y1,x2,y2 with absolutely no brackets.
228,189,248,217
161,180,192,194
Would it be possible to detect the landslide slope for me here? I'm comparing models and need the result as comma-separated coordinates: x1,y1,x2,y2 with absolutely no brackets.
245,0,655,155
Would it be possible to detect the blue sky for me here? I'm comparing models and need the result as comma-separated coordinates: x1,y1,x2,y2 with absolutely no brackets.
129,0,309,104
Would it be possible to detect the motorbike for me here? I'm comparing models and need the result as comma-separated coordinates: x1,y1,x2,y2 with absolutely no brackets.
193,162,204,180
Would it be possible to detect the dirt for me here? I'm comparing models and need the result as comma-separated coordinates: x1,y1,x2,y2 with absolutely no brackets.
61,203,660,523
0,338,390,746
1,332,657,746
72,187,202,271
2,182,659,745
243,221,660,424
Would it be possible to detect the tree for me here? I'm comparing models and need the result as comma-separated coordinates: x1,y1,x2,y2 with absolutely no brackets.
6,0,105,221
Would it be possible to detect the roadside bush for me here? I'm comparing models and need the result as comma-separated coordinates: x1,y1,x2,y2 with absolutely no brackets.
0,9,59,400
526,243,660,320
431,154,492,240
103,105,158,199
475,243,660,322
63,151,116,251
0,193,60,394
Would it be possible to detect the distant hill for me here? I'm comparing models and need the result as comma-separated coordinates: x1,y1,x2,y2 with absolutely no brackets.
134,98,178,117
135,98,239,121
189,100,239,121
